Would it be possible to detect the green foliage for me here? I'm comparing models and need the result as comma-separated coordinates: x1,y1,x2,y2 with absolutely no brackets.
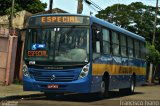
146,43,160,64
0,0,47,15
5,7,17,16
96,2,159,46
146,43,160,81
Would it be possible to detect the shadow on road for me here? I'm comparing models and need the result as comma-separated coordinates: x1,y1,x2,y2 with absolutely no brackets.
23,91,144,102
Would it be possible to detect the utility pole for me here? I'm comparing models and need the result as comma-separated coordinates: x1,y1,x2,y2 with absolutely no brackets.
152,0,158,45
10,0,15,29
77,0,83,14
49,0,53,13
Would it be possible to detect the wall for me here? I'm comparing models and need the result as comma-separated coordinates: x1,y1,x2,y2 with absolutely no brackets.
0,36,9,85
0,35,18,85
0,10,32,85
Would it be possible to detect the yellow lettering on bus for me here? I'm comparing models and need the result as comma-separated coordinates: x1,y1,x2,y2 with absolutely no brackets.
70,17,74,22
120,67,133,74
41,17,46,23
47,17,51,22
52,17,56,22
41,16,81,23
57,17,61,22
63,17,67,22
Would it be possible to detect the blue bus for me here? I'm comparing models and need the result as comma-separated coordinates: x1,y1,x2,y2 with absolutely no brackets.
23,13,146,98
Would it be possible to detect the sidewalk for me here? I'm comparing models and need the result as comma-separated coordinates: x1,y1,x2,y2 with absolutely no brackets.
142,81,160,86
0,84,42,101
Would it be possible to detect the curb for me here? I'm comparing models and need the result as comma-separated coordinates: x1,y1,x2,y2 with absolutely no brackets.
0,93,44,101
142,83,154,86
142,83,160,86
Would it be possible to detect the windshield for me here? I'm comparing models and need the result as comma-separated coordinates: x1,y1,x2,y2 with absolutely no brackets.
25,27,89,63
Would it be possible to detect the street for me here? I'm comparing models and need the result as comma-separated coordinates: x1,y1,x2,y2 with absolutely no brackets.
1,85,160,106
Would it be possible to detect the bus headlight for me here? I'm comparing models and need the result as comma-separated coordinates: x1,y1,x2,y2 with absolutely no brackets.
23,64,30,77
78,63,90,79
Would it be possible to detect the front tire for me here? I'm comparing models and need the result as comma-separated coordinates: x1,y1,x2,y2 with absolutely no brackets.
98,77,109,99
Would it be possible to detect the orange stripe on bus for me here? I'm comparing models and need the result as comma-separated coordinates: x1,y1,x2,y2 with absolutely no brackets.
92,64,146,76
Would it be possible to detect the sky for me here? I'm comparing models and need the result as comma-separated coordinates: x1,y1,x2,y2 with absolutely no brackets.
40,0,157,15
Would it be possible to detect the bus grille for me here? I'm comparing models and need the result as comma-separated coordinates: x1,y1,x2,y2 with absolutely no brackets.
33,75,75,82
30,70,77,82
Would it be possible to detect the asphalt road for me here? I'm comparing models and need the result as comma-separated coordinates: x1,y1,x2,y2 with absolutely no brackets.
1,85,160,106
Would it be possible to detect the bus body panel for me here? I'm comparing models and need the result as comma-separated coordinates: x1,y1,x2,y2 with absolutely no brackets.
23,68,91,93
91,54,146,91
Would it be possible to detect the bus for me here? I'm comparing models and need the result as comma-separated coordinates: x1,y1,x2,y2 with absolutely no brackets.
23,13,146,98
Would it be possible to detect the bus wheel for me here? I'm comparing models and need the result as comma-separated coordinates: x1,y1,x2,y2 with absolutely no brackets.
98,77,109,99
120,75,135,94
129,76,135,94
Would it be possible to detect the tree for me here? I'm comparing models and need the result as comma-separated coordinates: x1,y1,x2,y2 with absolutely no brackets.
146,44,160,67
5,7,17,29
146,43,160,82
0,0,47,15
96,2,160,49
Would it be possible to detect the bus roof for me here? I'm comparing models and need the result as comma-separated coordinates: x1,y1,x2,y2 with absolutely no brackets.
28,13,145,42
29,13,89,18
90,16,145,42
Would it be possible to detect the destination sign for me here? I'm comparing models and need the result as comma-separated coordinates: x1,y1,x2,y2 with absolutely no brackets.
28,51,48,57
41,16,80,23
28,15,90,26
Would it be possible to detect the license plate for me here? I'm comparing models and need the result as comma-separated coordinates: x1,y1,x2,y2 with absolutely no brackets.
48,84,59,89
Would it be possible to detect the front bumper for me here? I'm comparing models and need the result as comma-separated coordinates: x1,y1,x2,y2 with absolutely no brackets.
23,76,91,93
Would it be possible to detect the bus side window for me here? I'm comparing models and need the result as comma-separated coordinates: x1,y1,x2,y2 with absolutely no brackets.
120,35,127,56
92,27,102,60
134,40,140,58
92,29,102,53
102,28,110,54
140,42,145,59
112,31,120,55
128,37,134,58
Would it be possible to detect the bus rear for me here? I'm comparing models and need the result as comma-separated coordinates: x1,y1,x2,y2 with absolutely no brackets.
23,14,91,94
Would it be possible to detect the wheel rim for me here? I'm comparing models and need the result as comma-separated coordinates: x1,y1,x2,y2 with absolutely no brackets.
131,79,134,92
101,81,106,93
